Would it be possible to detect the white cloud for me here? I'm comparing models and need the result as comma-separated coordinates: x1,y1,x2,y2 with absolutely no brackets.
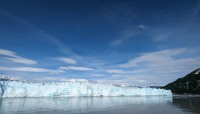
107,69,125,74
0,10,80,58
154,33,170,42
107,69,152,75
0,66,63,74
89,74,105,77
33,77,69,81
138,24,147,30
13,67,51,72
33,77,89,82
120,48,187,68
59,66,94,71
118,48,200,85
0,49,16,57
110,29,138,47
189,1,200,24
0,49,37,64
110,39,124,47
3,57,37,65
136,80,147,83
127,69,152,74
57,57,77,64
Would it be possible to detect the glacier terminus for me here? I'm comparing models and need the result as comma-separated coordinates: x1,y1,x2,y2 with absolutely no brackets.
0,79,172,98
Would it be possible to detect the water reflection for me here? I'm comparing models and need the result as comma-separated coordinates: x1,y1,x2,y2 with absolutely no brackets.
0,96,198,114
0,96,171,114
172,96,200,114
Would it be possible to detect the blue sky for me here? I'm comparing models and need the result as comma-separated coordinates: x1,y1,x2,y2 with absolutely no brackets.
0,0,200,86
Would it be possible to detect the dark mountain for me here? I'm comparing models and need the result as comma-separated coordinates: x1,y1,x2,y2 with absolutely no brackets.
163,68,200,94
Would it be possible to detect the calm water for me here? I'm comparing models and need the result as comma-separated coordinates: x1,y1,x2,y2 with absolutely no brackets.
0,96,199,114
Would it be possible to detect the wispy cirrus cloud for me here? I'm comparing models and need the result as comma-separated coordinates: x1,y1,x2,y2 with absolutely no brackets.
119,48,187,68
110,38,125,47
2,57,37,65
107,69,125,74
154,33,170,42
116,48,200,85
137,24,147,30
0,10,81,58
0,49,37,65
0,49,16,56
110,30,137,47
89,74,105,77
33,77,88,82
188,1,200,25
59,66,94,71
33,77,69,82
109,24,148,47
89,48,199,86
0,66,63,74
57,57,77,64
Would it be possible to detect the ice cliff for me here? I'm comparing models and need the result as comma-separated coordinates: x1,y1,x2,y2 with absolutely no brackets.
0,81,172,97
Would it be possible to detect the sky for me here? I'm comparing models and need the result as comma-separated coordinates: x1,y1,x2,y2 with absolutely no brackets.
0,0,200,86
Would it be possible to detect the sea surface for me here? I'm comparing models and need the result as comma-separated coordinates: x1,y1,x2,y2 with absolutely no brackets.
0,96,200,114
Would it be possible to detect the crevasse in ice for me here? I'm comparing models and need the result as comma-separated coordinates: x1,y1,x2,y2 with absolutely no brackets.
0,81,172,97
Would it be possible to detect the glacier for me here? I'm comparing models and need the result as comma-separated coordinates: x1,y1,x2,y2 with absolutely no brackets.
0,81,172,97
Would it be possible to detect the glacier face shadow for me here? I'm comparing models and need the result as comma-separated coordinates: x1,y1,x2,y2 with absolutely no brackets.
0,96,172,114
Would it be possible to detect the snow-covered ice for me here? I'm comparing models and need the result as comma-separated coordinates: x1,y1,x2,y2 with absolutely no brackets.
195,69,200,75
0,81,172,97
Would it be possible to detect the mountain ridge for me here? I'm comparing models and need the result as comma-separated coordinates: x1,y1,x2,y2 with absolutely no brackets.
163,68,200,94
